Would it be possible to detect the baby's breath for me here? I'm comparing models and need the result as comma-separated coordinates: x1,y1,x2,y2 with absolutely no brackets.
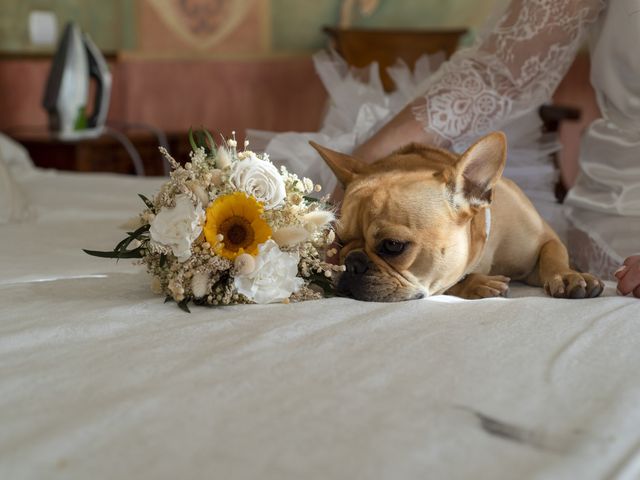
92,131,338,310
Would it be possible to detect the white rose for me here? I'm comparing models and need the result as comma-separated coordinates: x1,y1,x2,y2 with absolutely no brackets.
230,153,286,210
150,194,204,262
234,240,304,304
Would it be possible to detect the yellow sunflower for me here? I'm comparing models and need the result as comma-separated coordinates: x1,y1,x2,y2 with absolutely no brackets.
204,192,272,259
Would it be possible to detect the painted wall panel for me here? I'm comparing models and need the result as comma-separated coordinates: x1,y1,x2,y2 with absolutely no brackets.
0,0,501,55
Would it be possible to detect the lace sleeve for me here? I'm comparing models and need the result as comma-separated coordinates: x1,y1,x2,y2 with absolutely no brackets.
411,0,606,152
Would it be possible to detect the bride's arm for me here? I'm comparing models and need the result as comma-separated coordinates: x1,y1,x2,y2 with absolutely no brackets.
353,0,606,162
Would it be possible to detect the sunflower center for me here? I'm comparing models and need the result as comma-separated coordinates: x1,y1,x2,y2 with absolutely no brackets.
204,192,272,260
227,224,248,245
220,216,254,251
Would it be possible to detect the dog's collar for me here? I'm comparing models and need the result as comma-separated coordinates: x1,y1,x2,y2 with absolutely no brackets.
484,208,491,240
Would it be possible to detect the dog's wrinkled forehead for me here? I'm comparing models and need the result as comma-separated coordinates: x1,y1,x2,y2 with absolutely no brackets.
338,172,451,242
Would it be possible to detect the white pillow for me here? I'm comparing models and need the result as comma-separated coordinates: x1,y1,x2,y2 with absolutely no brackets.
0,133,35,223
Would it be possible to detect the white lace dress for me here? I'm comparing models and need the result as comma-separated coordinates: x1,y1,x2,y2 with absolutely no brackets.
250,0,638,279
410,0,640,278
410,0,605,151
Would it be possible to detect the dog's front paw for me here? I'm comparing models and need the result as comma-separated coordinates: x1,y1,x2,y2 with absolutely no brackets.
447,274,510,300
544,271,604,299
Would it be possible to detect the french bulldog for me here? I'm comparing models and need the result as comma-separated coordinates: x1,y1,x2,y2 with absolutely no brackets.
310,132,604,301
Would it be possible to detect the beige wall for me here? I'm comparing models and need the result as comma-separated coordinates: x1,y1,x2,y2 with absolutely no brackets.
1,0,502,56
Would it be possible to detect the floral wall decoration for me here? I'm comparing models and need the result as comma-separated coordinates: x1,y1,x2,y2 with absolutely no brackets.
144,0,255,50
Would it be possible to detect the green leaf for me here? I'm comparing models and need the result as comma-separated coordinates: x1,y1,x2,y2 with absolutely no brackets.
196,129,206,150
188,127,217,156
177,299,191,313
114,224,150,254
138,193,156,212
113,235,132,253
131,223,151,235
159,254,167,268
203,129,216,155
83,247,144,259
83,249,121,259
188,127,198,152
112,236,142,255
164,295,173,304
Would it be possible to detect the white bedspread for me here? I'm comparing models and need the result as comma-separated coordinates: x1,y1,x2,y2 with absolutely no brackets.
2,169,640,480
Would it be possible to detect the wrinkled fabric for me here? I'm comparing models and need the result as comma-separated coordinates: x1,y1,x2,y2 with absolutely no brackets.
2,159,640,480
566,2,640,216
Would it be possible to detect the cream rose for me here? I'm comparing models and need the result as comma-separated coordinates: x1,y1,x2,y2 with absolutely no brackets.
149,194,204,262
229,154,286,210
233,240,303,304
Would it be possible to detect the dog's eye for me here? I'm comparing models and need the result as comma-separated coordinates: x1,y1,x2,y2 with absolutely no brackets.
378,239,407,256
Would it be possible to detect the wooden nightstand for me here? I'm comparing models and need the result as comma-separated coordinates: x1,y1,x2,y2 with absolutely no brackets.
4,127,193,176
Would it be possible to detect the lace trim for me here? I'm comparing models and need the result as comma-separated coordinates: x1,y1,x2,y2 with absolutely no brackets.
412,0,606,152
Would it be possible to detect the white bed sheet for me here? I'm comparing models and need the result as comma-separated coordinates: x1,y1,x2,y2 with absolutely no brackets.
2,169,640,480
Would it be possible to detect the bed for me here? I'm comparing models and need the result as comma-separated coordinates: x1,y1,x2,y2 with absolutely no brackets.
2,137,640,480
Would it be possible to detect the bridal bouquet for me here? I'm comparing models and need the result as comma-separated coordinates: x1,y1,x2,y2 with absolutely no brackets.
85,130,341,311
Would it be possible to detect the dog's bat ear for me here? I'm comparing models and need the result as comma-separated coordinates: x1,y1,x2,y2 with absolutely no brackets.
453,131,507,207
309,141,367,186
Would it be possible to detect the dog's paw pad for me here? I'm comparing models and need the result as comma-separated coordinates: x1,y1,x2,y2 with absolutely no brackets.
468,276,510,299
568,284,586,299
545,272,604,299
584,274,605,298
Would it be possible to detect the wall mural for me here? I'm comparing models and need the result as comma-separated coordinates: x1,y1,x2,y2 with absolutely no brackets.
145,0,254,50
0,0,500,55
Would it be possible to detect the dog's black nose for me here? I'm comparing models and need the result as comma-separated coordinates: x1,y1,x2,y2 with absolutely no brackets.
344,251,369,275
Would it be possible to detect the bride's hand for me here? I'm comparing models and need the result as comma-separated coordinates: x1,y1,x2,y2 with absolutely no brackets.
615,255,640,297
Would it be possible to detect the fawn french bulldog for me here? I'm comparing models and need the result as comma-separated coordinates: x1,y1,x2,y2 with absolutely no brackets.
310,132,604,302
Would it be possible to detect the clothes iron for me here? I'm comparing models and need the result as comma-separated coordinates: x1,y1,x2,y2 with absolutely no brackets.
43,22,112,140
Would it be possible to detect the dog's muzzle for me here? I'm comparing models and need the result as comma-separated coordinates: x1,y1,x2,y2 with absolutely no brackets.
337,250,425,302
